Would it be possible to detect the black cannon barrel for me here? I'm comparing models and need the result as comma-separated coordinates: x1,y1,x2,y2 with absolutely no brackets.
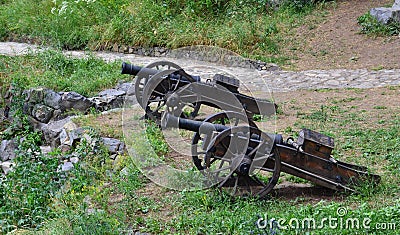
121,62,201,83
162,113,283,149
162,113,227,133
121,62,157,76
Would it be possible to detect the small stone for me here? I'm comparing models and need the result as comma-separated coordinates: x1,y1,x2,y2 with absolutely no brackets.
59,127,84,146
1,161,14,175
40,146,52,155
102,137,125,154
70,157,79,164
59,144,71,153
325,80,340,86
120,167,129,177
112,44,119,52
61,161,74,172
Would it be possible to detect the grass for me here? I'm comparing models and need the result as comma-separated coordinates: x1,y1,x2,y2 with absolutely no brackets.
0,0,333,66
358,12,400,36
0,51,127,97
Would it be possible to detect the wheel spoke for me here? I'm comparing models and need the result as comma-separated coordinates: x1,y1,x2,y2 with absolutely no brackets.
247,140,265,157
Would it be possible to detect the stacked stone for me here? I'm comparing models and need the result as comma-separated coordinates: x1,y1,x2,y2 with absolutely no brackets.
0,83,131,175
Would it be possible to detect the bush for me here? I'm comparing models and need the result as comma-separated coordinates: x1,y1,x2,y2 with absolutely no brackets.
358,12,400,36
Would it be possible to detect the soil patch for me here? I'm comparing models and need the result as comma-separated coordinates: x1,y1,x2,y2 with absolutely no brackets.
286,0,400,70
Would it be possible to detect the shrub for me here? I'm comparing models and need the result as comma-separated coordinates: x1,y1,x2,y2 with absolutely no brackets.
358,12,400,36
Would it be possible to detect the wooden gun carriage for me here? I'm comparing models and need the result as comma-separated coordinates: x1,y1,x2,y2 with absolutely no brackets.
122,61,380,198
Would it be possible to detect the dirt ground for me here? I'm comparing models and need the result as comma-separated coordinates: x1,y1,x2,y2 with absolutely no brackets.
287,0,400,70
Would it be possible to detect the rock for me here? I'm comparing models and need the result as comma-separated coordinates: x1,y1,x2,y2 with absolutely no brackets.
43,89,62,109
24,87,46,104
394,0,400,8
98,89,126,98
0,139,16,161
70,156,79,164
1,161,14,175
60,161,74,172
40,146,52,155
90,88,126,111
32,104,54,123
116,82,134,95
370,7,400,24
0,108,3,120
120,167,129,177
59,91,93,112
112,44,119,52
23,102,35,116
41,117,75,148
102,137,125,154
59,127,85,146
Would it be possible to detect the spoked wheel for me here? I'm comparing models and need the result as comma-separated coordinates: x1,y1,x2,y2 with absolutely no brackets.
141,69,200,122
203,126,281,199
191,111,258,171
134,61,182,110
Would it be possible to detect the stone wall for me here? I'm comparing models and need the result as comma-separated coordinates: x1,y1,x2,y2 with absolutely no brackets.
1,82,131,175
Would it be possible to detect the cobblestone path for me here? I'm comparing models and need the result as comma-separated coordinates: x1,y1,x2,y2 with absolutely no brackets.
1,42,399,93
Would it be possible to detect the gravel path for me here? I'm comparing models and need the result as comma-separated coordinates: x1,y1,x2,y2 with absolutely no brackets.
1,42,399,93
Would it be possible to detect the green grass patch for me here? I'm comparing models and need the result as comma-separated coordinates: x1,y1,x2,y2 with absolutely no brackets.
0,0,330,65
0,50,127,97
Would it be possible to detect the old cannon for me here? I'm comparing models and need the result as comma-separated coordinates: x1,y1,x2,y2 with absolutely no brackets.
121,61,276,121
122,61,380,198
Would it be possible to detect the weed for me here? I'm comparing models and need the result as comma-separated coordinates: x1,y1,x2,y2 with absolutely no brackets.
0,131,62,232
358,12,400,36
